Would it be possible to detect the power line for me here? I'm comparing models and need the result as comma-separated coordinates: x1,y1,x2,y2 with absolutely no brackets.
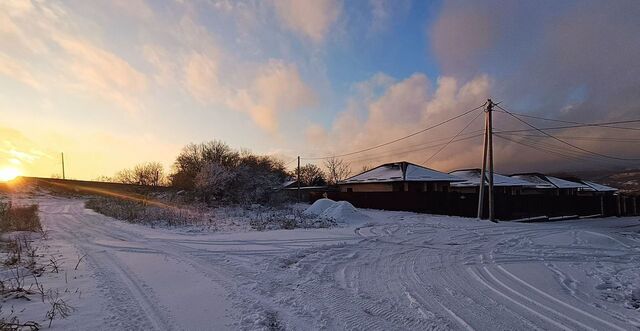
496,105,640,161
494,131,610,163
493,119,640,134
342,133,484,165
328,129,485,163
421,108,483,166
493,110,640,131
497,132,640,143
301,103,486,160
494,134,610,164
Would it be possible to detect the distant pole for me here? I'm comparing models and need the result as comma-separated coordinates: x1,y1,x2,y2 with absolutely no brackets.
477,103,489,219
487,99,495,222
61,152,66,179
297,156,301,201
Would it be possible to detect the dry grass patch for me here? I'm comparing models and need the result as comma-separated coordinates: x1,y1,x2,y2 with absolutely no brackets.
0,202,41,233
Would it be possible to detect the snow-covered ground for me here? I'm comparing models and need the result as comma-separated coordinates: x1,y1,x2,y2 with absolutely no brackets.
6,195,640,330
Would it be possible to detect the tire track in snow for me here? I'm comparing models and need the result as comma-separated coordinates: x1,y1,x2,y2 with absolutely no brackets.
482,266,596,331
468,267,572,331
54,213,173,330
496,265,627,331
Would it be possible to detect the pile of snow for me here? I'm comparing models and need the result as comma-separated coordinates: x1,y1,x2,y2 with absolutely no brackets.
304,198,336,216
305,199,369,224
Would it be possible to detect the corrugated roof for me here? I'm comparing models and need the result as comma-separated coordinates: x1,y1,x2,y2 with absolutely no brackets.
449,169,536,187
341,162,463,184
510,173,590,189
581,180,617,192
544,175,591,189
510,174,556,189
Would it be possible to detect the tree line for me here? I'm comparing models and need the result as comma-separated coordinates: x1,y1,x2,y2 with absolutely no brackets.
101,140,365,204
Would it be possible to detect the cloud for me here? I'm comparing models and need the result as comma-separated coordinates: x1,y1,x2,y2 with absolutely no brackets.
306,73,491,171
0,53,40,89
184,52,223,104
54,35,148,113
226,60,317,132
1,1,149,113
428,0,640,171
272,0,341,43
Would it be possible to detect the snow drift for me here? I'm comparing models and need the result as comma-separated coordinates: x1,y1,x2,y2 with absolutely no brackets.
305,199,369,224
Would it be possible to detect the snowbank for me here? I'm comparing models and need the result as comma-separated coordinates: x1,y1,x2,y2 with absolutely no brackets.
304,198,336,216
305,199,369,224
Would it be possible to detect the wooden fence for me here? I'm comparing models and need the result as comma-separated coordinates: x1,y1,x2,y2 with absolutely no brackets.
309,191,638,220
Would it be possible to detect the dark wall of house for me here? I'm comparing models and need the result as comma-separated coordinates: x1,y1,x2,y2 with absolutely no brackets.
309,191,637,220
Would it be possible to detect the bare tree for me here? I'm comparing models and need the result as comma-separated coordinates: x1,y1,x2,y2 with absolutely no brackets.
113,162,165,186
170,141,240,189
324,157,351,185
360,164,372,173
297,164,326,186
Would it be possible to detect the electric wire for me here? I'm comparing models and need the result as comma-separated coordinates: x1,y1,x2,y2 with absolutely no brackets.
300,103,486,160
421,108,484,166
496,105,640,161
494,134,610,164
493,110,640,131
496,132,640,143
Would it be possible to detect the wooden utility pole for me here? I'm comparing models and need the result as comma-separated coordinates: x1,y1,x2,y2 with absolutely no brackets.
487,100,495,222
477,110,489,219
297,156,301,201
477,99,496,222
61,152,66,180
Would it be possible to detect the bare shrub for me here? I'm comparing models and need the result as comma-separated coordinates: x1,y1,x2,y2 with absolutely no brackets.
0,202,41,233
249,207,336,231
85,196,201,227
111,162,165,186
0,305,40,330
45,290,73,328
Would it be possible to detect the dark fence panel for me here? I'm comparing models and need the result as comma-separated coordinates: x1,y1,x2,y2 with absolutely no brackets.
309,191,633,220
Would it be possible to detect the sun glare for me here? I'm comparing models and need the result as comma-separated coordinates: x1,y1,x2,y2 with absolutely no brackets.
0,167,21,182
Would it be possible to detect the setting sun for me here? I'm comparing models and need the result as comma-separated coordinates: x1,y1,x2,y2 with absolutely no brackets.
0,167,21,182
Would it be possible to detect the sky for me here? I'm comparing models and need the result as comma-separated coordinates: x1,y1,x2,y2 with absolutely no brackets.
1,0,639,180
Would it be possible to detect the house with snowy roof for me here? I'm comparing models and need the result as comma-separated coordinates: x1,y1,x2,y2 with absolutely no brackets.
509,173,592,195
448,169,536,195
338,161,464,193
579,180,617,194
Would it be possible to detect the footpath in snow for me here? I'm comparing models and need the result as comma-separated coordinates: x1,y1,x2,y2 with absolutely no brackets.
6,195,640,330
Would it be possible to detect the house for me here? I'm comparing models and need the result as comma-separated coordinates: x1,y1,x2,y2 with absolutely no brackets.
579,180,617,194
448,169,535,195
338,161,463,193
509,173,591,195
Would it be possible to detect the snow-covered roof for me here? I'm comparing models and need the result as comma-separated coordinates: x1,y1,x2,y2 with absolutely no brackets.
341,162,463,184
279,180,297,189
580,180,617,192
509,173,589,190
545,176,590,189
510,174,556,189
448,169,536,187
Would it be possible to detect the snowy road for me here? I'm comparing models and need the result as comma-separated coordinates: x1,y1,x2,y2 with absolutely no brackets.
36,196,640,330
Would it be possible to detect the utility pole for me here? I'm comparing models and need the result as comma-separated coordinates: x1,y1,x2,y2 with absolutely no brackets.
487,100,495,222
297,156,301,201
478,109,489,219
477,99,496,222
61,152,66,180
